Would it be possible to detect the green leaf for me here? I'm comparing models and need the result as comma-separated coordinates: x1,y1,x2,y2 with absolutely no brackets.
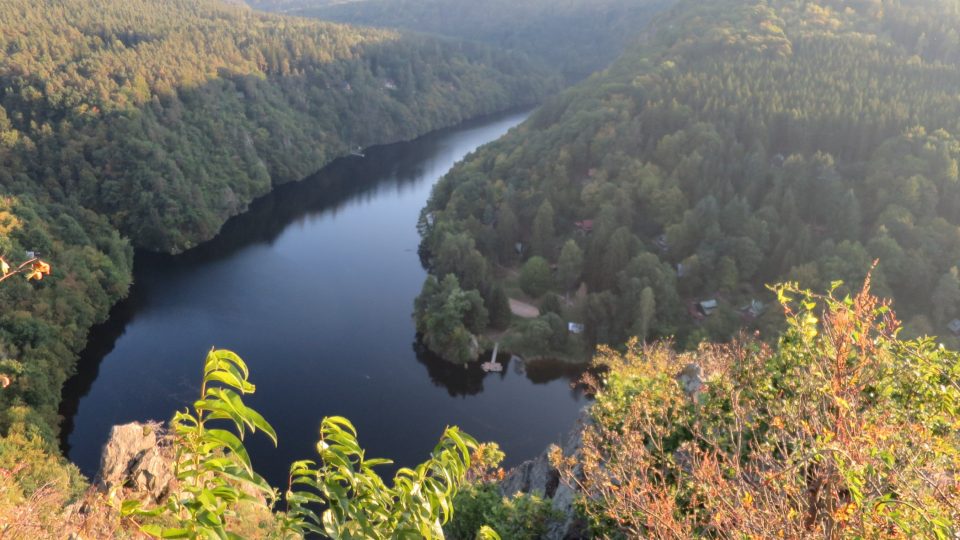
205,428,253,473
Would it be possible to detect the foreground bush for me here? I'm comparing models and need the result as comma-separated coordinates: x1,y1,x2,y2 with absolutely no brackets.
554,277,960,538
119,348,495,539
445,483,555,540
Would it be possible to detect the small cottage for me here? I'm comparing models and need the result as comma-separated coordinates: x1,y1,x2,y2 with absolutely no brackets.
740,299,765,319
698,299,719,317
948,319,960,336
655,234,669,252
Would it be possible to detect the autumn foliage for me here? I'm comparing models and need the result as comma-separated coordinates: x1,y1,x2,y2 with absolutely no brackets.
0,255,51,284
555,277,960,538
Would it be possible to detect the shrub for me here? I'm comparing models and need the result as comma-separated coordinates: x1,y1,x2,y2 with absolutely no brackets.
554,278,960,538
445,484,555,540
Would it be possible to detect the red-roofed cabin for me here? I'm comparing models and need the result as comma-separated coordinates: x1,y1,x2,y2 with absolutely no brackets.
574,220,594,233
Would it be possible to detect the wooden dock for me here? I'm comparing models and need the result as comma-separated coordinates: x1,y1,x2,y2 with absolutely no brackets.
481,342,503,372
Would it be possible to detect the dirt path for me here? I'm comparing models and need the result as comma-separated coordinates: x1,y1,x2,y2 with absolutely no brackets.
509,298,540,318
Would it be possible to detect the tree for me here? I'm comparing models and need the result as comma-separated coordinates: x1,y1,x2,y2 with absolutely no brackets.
434,233,490,291
634,286,655,341
519,256,553,298
931,267,960,325
485,285,513,330
556,239,584,291
835,189,862,241
531,200,555,258
717,256,738,292
495,204,520,263
414,274,488,363
600,227,637,290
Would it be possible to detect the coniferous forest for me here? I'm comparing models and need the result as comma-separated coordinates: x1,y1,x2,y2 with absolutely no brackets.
246,0,674,80
419,0,960,362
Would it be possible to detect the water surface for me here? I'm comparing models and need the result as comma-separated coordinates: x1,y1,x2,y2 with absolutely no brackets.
60,110,588,486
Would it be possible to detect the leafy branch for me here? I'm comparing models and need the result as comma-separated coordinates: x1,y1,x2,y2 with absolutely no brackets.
121,348,278,539
285,417,487,539
0,255,51,283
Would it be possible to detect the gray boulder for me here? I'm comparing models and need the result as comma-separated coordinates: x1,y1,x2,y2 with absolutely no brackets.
98,421,175,503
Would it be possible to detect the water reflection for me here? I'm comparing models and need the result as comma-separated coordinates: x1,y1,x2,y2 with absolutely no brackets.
413,339,587,398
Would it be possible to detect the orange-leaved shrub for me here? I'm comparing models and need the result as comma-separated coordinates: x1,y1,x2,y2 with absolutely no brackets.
554,277,960,538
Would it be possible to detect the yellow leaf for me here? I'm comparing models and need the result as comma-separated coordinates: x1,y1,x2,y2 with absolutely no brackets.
741,492,753,507
27,270,43,281
0,259,8,275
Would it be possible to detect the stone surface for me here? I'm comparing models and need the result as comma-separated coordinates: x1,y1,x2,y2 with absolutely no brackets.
499,407,589,539
97,421,175,503
677,362,704,397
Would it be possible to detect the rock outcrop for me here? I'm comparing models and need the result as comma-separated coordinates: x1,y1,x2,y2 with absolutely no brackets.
97,421,175,503
677,362,704,397
499,407,590,540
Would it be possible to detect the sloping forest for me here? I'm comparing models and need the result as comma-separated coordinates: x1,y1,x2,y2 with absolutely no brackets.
0,0,556,444
418,0,960,362
245,0,674,80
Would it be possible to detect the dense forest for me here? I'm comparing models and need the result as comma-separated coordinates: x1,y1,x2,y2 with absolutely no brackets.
245,0,674,81
2,0,555,252
418,0,960,363
0,0,556,451
2,0,960,537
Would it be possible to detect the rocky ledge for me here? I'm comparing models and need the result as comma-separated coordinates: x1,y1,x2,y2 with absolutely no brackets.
498,407,590,540
97,421,176,503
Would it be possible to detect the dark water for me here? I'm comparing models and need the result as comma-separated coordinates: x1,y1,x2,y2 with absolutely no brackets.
60,110,588,487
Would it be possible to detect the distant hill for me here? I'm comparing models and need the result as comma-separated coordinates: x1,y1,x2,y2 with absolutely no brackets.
417,0,960,362
245,0,674,81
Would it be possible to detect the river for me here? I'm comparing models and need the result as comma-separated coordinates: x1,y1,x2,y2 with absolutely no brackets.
59,110,589,487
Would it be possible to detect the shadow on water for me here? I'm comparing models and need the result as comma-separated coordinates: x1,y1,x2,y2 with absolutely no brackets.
57,108,591,486
141,130,451,270
57,114,502,454
412,338,588,398
58,291,144,458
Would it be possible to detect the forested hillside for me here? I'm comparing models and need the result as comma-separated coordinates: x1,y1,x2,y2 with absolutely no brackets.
2,0,555,253
0,0,555,447
418,0,960,362
245,0,674,80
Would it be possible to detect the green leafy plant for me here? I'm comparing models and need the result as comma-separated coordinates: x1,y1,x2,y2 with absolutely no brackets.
116,348,500,539
121,348,278,539
285,417,484,539
445,483,555,540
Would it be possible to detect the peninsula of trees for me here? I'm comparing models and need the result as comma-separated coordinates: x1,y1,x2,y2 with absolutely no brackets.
417,0,960,363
